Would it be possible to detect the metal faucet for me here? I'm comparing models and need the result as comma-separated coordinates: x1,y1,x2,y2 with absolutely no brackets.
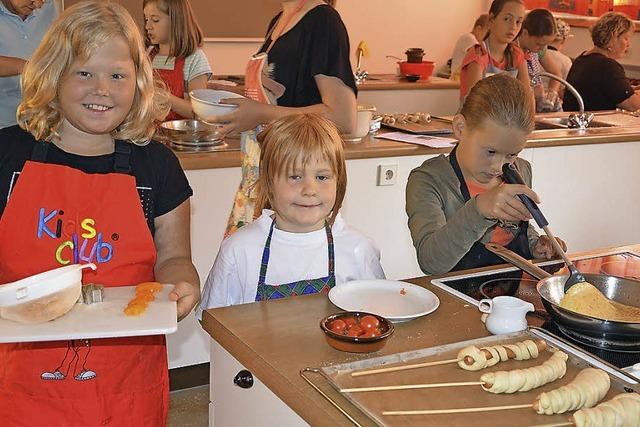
354,48,368,84
534,71,594,130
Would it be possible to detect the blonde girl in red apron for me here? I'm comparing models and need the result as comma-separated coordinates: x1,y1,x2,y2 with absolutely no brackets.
0,3,199,425
143,0,212,120
220,0,358,236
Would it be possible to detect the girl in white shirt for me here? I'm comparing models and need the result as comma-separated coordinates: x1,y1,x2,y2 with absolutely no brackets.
198,114,384,314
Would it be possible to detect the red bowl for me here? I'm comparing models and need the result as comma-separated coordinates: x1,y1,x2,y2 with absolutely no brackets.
320,311,394,353
398,61,435,80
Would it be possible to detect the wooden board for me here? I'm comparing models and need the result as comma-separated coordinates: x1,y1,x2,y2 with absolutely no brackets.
0,284,177,343
63,0,280,39
381,118,453,135
315,330,638,427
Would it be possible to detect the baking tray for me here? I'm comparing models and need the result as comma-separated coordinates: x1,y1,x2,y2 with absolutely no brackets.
301,328,638,427
381,117,453,135
0,284,177,343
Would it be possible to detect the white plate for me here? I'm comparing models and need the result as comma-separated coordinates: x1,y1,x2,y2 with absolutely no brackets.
0,284,177,343
328,280,440,322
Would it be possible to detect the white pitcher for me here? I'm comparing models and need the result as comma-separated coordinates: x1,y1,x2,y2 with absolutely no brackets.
478,296,534,335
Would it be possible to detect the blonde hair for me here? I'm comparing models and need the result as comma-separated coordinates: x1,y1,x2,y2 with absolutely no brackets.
254,114,347,225
143,0,203,58
460,73,534,132
591,12,633,49
17,0,169,144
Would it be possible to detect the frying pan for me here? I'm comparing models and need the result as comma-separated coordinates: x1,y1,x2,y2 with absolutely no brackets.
486,243,640,345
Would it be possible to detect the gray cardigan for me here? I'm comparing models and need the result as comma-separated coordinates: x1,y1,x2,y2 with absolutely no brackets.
406,154,540,275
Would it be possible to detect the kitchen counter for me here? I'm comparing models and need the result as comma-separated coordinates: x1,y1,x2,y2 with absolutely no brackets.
175,115,640,171
201,244,640,426
356,74,459,91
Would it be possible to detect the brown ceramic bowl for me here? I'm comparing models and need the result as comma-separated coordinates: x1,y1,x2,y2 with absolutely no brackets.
320,311,394,353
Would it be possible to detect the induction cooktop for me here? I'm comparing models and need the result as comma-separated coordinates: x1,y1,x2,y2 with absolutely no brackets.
430,250,640,370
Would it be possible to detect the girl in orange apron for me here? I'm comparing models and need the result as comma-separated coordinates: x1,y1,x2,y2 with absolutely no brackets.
143,0,212,120
224,0,357,235
0,3,199,425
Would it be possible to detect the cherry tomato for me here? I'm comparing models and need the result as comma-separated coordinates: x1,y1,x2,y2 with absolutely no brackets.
347,325,364,337
343,316,357,328
329,319,347,334
359,315,380,332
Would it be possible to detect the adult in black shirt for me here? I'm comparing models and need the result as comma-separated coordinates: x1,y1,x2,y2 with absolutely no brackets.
563,12,640,112
213,0,358,235
214,0,357,135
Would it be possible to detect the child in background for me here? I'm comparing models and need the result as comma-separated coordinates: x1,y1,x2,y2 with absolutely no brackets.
517,8,563,112
406,74,566,275
198,114,384,312
543,18,573,100
449,13,489,81
459,0,530,101
143,0,212,120
546,18,573,80
0,2,199,424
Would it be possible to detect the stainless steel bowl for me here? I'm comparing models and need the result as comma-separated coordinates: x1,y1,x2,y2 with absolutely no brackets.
158,119,222,143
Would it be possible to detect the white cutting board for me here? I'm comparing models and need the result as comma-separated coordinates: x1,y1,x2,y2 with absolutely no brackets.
0,284,177,343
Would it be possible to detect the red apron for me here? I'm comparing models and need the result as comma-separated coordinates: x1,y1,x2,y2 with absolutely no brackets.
152,52,186,121
0,141,168,426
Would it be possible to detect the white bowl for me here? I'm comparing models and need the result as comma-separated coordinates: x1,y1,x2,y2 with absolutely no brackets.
189,89,244,122
0,263,96,324
343,105,376,143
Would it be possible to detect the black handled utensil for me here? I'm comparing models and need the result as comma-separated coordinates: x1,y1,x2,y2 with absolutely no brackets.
501,163,586,291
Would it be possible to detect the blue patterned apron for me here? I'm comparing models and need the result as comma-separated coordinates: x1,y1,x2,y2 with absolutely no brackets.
255,220,336,301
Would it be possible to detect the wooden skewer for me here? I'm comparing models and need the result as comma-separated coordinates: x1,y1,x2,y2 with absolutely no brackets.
382,403,533,416
340,381,484,393
350,358,459,377
529,423,573,427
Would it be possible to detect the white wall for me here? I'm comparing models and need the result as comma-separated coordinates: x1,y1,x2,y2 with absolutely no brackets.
201,0,490,76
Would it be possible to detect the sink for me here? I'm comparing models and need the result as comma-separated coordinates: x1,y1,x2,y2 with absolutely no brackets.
534,117,615,130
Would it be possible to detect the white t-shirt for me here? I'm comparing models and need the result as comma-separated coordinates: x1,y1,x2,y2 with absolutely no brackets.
197,210,385,317
151,48,212,95
450,33,479,80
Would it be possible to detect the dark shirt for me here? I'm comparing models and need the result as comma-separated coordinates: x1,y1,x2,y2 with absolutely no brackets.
563,52,633,111
259,4,357,107
0,126,193,234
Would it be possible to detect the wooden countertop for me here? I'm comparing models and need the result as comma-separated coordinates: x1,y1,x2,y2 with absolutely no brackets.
201,244,639,426
176,121,640,171
356,74,459,91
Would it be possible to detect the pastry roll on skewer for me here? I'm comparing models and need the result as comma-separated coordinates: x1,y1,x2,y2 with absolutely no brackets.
458,339,545,371
533,368,610,415
480,351,568,393
572,392,640,427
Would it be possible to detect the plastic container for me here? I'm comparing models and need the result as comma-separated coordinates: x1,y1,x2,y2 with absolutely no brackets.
189,89,244,122
0,263,96,324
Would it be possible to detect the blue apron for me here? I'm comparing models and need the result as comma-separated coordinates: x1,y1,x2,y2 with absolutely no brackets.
255,220,336,301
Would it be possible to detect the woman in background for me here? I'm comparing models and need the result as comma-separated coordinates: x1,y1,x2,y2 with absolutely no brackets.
564,12,640,112
209,0,357,236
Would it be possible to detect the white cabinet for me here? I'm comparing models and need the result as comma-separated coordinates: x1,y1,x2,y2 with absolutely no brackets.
209,340,308,427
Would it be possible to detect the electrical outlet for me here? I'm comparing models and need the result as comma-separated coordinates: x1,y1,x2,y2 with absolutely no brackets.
377,164,398,186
